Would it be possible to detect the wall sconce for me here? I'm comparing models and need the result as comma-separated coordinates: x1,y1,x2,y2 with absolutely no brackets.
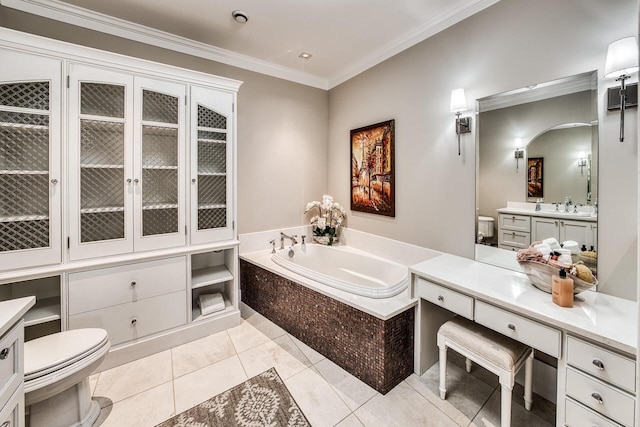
450,88,471,156
514,137,524,171
605,36,639,142
577,151,587,176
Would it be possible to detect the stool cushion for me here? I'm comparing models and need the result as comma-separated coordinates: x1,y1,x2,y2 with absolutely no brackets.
438,317,529,371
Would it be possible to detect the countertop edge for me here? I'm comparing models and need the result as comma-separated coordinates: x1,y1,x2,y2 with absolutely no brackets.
0,296,35,337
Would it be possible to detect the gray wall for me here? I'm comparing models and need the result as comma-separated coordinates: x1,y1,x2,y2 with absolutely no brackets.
0,6,329,235
328,0,638,300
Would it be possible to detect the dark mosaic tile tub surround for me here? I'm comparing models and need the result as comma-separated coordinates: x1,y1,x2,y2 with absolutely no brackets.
240,259,414,394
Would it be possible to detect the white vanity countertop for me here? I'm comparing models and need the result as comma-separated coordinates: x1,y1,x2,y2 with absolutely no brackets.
0,296,35,337
410,254,636,355
497,207,597,222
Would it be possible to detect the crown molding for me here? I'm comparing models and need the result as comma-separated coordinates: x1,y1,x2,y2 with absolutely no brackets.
1,0,499,91
0,0,330,89
327,0,500,89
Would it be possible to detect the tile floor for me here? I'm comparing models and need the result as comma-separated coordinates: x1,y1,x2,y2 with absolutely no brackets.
91,305,556,427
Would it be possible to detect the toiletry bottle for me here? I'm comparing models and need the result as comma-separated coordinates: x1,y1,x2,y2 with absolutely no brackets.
552,268,574,308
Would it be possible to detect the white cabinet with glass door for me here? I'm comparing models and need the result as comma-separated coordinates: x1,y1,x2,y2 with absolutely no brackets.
190,86,235,244
0,49,61,270
69,65,186,260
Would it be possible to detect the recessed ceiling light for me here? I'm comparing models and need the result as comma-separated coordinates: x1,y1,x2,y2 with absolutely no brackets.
232,10,249,23
299,52,312,59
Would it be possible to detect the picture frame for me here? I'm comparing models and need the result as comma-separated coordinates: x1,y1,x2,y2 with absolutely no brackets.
527,157,543,198
350,120,395,217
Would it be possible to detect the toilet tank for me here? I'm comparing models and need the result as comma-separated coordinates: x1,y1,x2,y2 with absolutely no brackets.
478,216,495,238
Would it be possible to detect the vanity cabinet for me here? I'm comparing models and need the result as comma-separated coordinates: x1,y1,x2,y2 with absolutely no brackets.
563,336,636,426
531,217,597,249
0,49,62,271
497,213,531,250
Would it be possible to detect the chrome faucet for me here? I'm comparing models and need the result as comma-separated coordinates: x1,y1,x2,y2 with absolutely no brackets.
280,232,298,249
564,196,571,213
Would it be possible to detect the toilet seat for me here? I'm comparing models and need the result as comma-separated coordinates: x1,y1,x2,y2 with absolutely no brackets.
25,328,109,382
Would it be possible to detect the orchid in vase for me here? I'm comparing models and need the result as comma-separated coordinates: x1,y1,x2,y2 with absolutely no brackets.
304,194,346,246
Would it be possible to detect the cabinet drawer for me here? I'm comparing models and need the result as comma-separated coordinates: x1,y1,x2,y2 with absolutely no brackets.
566,367,635,426
567,335,636,393
69,257,187,315
0,383,24,427
416,278,473,320
0,321,23,408
474,301,560,357
497,229,530,249
499,214,531,232
68,291,187,346
565,398,622,427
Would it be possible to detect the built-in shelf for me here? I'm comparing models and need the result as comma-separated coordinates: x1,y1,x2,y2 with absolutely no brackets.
81,206,125,213
143,203,179,210
198,138,226,144
192,265,233,289
198,171,226,176
191,297,233,323
142,165,178,170
24,296,61,327
80,164,124,169
80,116,126,124
0,214,48,222
198,204,226,210
0,122,48,130
197,126,226,133
141,121,179,129
0,169,49,175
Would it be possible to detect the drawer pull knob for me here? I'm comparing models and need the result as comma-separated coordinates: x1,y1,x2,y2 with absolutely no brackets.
591,392,604,404
131,318,138,326
437,295,444,302
130,281,137,287
0,348,9,360
507,323,516,331
592,358,605,370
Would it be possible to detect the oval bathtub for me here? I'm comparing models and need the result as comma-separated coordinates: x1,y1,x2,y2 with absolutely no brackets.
271,244,409,298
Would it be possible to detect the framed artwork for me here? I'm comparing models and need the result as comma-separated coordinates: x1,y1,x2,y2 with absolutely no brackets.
527,157,543,198
350,120,395,217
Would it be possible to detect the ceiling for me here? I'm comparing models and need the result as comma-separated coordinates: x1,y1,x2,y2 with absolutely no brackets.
1,0,500,89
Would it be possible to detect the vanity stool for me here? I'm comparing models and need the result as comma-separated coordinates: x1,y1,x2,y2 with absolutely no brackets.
437,316,534,427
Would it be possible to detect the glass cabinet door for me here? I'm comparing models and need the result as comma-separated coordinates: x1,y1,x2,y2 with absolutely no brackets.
68,64,134,260
0,50,61,270
190,86,234,244
134,77,186,251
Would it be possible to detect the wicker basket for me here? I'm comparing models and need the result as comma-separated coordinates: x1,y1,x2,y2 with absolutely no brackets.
517,260,597,294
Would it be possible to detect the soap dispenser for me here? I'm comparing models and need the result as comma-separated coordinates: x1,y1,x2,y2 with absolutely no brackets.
552,268,574,308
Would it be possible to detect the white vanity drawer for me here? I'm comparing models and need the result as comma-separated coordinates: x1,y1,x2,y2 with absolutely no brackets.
68,291,187,346
565,397,622,427
499,214,531,232
474,301,560,357
69,256,187,315
566,367,635,427
0,321,22,409
567,335,636,393
416,278,473,320
0,383,24,427
497,229,530,249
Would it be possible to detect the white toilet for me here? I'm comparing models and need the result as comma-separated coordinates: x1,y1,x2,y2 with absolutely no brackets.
24,328,110,427
477,215,495,243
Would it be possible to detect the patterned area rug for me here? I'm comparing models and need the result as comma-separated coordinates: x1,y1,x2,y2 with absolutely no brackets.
156,368,311,427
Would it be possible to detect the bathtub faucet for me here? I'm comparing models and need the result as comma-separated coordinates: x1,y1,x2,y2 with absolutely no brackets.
280,232,298,250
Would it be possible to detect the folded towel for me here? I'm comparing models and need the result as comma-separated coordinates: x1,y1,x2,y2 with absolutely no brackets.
562,240,579,254
542,237,561,250
533,243,551,261
199,293,226,316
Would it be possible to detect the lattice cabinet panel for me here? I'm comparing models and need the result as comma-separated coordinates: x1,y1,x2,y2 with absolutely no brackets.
0,49,61,269
190,86,235,244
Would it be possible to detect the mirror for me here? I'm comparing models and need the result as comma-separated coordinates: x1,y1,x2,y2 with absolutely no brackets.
475,71,598,274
